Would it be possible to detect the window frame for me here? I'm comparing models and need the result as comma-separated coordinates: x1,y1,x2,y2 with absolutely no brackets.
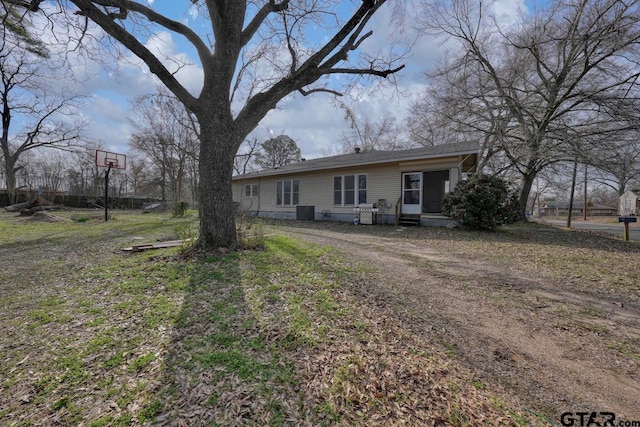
276,179,299,206
333,173,367,207
244,183,259,198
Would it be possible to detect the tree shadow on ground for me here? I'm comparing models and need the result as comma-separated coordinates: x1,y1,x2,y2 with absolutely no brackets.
154,252,301,425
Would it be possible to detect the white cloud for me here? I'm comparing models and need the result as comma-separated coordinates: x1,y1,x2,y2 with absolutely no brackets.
261,95,345,159
19,1,536,167
83,95,133,153
88,96,130,123
490,0,529,27
145,31,177,57
54,4,444,160
248,3,435,158
72,30,204,152
143,31,204,95
259,75,428,159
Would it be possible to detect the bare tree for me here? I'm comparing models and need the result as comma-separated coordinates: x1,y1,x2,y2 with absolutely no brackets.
407,64,509,168
66,144,104,197
12,0,405,249
0,22,87,203
589,136,640,196
578,102,640,196
414,0,640,219
407,93,469,147
33,150,66,199
338,101,406,152
123,153,154,198
234,136,260,176
129,90,199,204
590,184,621,208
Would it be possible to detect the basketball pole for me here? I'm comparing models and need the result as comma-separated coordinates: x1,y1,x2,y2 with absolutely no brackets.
104,164,112,222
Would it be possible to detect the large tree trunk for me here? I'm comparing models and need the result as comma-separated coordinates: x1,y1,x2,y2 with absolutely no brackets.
197,121,239,250
518,171,537,221
5,171,17,205
2,154,18,205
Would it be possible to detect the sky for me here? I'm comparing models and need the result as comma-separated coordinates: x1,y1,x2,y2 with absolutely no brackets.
36,0,530,161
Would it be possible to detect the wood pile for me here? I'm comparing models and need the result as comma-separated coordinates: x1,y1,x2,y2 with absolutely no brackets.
5,197,59,216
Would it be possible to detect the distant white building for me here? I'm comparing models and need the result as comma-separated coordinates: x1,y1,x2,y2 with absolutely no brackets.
619,190,640,216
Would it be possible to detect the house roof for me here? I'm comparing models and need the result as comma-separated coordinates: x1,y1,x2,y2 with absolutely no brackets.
542,201,616,210
234,141,479,180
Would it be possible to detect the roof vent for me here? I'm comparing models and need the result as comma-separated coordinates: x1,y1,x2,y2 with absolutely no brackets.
354,147,361,154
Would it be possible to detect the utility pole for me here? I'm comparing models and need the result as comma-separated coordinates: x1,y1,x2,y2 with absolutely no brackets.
583,164,588,221
567,160,578,228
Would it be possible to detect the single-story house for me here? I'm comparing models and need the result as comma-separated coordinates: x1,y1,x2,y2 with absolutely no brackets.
538,201,617,217
619,190,640,216
232,141,478,225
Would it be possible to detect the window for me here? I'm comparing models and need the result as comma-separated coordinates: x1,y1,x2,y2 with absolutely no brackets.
403,173,420,204
276,179,299,206
333,174,367,206
358,174,367,204
244,184,258,198
333,176,342,205
344,175,355,205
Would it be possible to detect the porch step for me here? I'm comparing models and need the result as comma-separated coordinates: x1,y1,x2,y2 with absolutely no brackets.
398,214,421,226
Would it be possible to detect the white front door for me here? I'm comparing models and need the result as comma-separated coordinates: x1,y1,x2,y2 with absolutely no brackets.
402,172,422,214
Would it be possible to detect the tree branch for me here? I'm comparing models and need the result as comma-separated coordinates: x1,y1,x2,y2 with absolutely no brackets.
235,0,404,135
296,0,382,72
2,0,43,12
324,64,405,78
241,0,289,47
76,0,212,69
69,0,198,109
298,87,343,97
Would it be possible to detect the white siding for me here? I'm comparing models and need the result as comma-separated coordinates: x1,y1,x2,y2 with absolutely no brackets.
235,181,261,212
232,155,469,221
619,191,640,216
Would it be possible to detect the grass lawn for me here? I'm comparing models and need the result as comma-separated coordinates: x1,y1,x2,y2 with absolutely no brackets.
0,210,597,425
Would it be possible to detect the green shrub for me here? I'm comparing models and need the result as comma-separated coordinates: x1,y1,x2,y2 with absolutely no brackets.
443,174,520,230
173,201,189,217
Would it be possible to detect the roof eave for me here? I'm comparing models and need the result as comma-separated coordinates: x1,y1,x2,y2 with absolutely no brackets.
233,147,479,181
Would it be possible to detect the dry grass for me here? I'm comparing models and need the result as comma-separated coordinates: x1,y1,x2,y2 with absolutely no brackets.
0,210,544,426
265,218,640,419
5,211,637,425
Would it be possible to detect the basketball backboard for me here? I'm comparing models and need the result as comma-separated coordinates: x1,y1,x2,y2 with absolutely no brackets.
95,150,126,170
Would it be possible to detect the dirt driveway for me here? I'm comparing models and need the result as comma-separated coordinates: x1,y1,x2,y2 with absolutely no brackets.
272,222,640,420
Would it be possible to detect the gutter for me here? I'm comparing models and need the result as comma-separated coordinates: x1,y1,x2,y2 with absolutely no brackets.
233,147,480,181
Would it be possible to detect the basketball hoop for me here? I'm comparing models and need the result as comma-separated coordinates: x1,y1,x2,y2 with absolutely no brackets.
95,150,126,222
95,150,126,170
